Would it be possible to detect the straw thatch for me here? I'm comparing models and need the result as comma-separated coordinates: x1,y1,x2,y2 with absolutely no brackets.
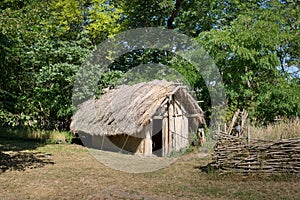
71,80,204,137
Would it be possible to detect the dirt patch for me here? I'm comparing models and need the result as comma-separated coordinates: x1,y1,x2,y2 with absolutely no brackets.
90,149,176,173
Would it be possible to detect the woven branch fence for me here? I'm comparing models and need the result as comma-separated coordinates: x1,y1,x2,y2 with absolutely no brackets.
211,133,300,175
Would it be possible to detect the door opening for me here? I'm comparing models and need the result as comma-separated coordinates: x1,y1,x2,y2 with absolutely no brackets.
152,118,163,156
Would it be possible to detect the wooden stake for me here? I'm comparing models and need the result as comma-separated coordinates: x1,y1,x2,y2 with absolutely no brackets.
217,124,221,135
228,109,240,134
247,124,251,146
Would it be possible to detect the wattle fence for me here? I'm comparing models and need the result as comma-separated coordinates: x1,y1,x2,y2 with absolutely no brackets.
211,133,300,175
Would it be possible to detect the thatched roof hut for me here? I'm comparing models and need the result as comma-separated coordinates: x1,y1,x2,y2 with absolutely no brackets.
71,80,205,156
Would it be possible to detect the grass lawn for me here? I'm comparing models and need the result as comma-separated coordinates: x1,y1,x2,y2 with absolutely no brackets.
0,138,299,200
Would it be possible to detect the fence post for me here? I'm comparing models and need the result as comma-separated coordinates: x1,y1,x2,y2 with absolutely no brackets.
217,124,221,135
247,124,251,146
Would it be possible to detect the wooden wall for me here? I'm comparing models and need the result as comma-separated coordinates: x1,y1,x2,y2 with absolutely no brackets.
89,96,193,157
165,98,189,155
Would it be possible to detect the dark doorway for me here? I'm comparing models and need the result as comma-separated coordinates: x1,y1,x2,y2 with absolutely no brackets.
108,135,143,154
152,118,163,156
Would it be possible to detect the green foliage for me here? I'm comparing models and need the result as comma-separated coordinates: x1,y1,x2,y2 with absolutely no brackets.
87,0,122,44
0,0,299,133
117,64,189,86
107,48,204,85
95,70,123,97
256,80,300,124
198,1,300,124
52,0,122,44
118,0,173,28
0,0,92,129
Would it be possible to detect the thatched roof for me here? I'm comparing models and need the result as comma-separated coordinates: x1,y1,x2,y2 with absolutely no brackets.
70,80,204,136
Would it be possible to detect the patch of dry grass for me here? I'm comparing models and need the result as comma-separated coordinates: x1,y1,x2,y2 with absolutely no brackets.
0,139,299,200
250,118,300,140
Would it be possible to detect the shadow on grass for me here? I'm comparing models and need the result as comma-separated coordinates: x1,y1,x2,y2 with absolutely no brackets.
196,162,219,174
195,163,300,181
0,138,54,173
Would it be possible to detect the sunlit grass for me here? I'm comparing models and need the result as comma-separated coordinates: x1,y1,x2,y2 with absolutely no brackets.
250,118,300,140
0,127,73,144
0,137,299,199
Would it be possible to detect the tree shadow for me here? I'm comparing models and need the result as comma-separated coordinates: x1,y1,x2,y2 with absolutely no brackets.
193,160,220,175
0,138,54,173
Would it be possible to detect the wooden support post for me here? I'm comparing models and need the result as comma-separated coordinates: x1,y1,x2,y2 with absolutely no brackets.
162,114,168,157
247,124,251,146
144,122,152,156
240,109,248,136
162,123,165,157
227,109,240,135
217,124,221,135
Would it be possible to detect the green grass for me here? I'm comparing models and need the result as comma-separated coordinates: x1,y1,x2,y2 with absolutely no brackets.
0,126,74,144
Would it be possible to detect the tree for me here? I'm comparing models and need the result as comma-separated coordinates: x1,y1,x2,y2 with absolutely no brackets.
0,0,92,129
198,0,300,123
1,0,299,130
52,0,122,44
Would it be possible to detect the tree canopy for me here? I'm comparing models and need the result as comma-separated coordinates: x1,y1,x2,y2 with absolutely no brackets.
0,0,299,130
